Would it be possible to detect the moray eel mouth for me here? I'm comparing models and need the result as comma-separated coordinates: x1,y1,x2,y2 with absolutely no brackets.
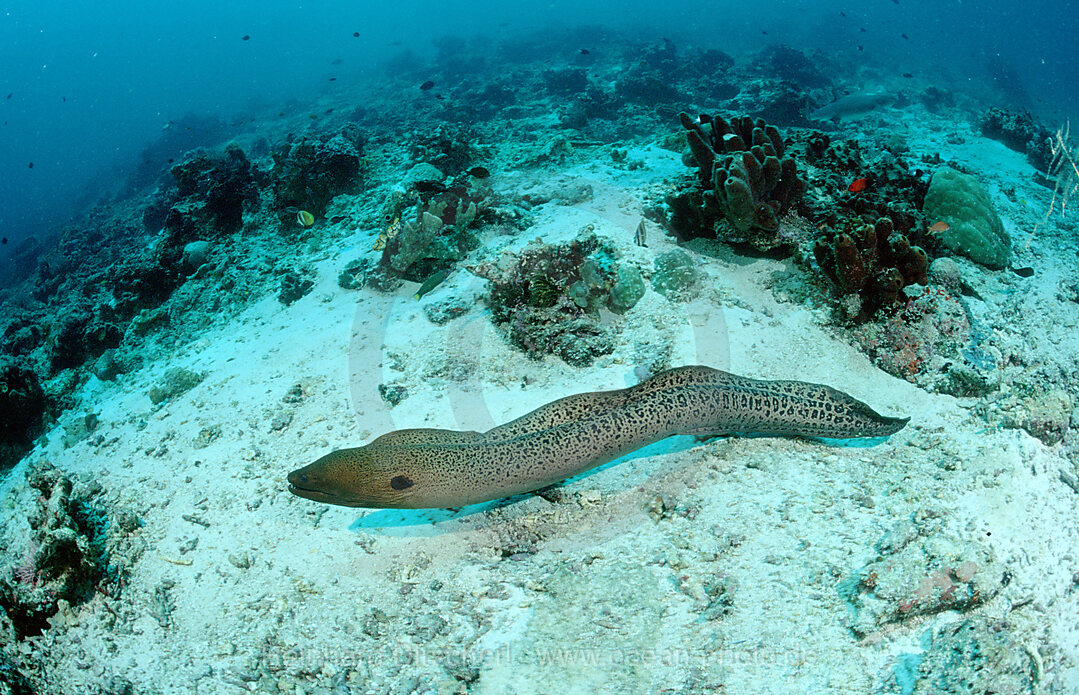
287,471,342,504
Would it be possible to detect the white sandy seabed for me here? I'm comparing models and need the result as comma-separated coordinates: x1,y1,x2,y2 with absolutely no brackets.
2,125,1078,694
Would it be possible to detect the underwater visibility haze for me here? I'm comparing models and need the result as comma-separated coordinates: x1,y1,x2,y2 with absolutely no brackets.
1,0,1079,692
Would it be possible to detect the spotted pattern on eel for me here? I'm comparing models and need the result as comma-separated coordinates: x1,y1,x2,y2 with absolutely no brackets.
287,365,908,509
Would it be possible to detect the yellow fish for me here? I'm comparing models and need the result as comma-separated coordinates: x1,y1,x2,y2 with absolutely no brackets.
374,216,401,251
297,210,315,227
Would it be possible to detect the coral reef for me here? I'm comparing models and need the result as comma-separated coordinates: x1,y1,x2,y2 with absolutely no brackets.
475,230,643,366
852,284,998,394
923,168,1010,269
406,125,482,178
167,143,260,237
980,107,1054,172
813,217,928,319
270,126,365,218
0,463,108,640
789,130,930,234
0,360,48,471
750,45,829,89
375,167,491,282
670,111,806,251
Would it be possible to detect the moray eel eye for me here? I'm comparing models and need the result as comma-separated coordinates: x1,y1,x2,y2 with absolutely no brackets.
390,475,414,490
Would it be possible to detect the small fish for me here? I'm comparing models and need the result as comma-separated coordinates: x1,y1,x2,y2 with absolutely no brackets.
467,166,490,179
296,210,315,227
420,80,435,91
241,34,250,41
373,217,402,251
580,48,590,55
1012,266,1034,278
435,94,444,100
353,32,360,37
27,162,33,169
635,218,648,247
328,77,337,82
858,45,864,51
928,220,950,234
414,269,450,299
902,73,913,78
1,237,7,244
901,33,909,40
331,58,343,65
5,93,11,99
860,27,866,33
848,177,868,193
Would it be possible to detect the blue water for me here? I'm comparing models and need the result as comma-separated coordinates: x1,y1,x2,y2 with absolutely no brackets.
0,0,1075,254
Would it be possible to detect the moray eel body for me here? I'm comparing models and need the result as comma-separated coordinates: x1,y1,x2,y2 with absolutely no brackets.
288,366,908,509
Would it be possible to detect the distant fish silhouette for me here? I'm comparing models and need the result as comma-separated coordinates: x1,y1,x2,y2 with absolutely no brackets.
353,32,360,37
1,238,7,244
5,93,11,99
579,48,589,55
241,34,250,41
27,162,33,169
467,166,490,178
420,80,435,91
331,58,343,65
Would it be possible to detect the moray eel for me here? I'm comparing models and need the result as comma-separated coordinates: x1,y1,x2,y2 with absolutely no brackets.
287,366,908,509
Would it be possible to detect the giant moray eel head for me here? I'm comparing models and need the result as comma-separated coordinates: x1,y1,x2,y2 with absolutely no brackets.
288,447,420,508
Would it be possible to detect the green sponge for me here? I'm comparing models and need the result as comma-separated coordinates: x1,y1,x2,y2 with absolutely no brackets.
923,168,1010,269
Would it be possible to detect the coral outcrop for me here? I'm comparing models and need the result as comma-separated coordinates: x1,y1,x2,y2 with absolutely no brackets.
980,107,1054,172
923,168,1010,269
270,126,365,217
670,112,806,251
377,169,487,282
0,463,108,639
168,143,260,237
475,231,644,366
0,360,48,471
813,217,928,319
